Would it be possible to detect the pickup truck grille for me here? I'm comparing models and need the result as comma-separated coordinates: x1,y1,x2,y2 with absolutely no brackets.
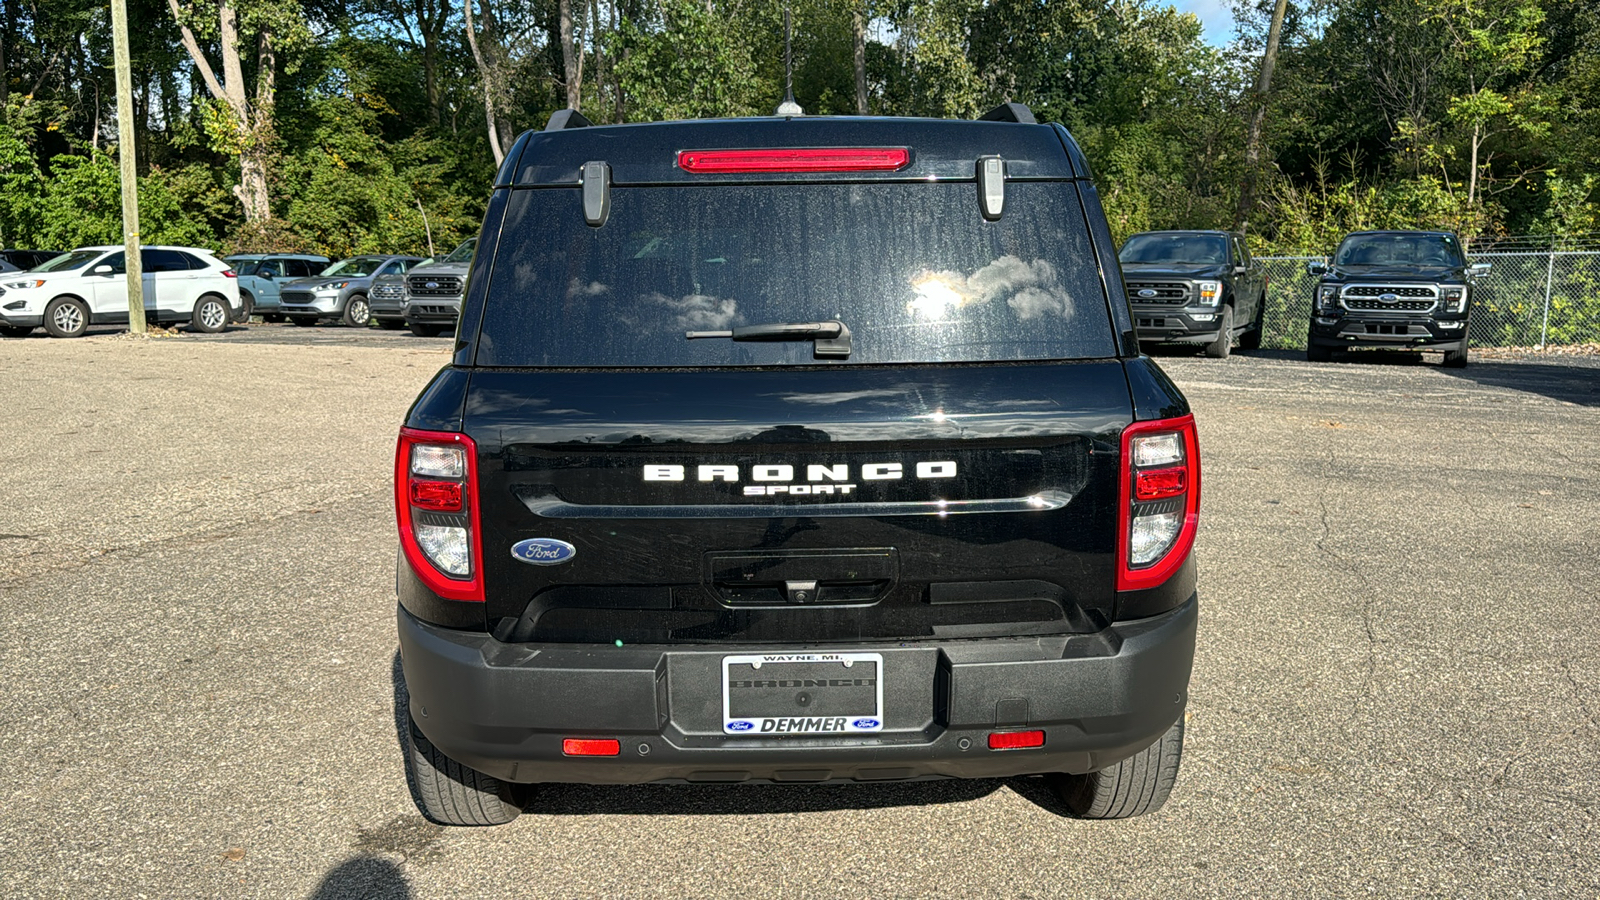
280,290,315,305
1341,284,1439,315
1124,282,1189,303
371,283,404,301
408,275,463,297
1344,298,1435,312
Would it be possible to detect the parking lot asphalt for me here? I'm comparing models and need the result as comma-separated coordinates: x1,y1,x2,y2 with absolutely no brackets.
1,328,1597,899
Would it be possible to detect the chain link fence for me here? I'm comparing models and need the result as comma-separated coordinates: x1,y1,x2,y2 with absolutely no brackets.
1255,252,1600,350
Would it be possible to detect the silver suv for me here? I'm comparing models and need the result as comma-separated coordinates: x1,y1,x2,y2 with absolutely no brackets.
279,255,424,327
402,238,476,336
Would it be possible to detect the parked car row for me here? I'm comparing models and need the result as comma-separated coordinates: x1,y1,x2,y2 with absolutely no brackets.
0,240,478,339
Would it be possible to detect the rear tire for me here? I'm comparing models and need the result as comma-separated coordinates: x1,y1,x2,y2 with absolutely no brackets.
1051,715,1184,819
342,294,371,327
291,317,318,327
43,297,89,338
1202,305,1233,359
235,290,255,323
1,325,33,338
263,314,285,324
405,717,526,826
409,323,444,337
191,294,231,334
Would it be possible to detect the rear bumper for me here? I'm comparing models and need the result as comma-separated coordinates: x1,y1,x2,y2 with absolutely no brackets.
1308,315,1467,351
398,596,1198,785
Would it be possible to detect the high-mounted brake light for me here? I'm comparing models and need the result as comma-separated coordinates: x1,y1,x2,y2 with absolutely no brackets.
1118,415,1201,592
396,428,483,602
677,147,910,174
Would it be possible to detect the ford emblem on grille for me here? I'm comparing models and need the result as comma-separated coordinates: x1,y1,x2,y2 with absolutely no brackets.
1137,289,1158,298
510,538,576,566
425,281,439,289
1378,292,1400,303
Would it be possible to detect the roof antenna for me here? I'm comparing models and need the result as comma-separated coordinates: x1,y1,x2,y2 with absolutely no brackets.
775,6,803,116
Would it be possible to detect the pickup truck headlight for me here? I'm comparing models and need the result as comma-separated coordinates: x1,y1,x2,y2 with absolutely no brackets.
1316,285,1339,313
1196,282,1221,306
1442,287,1465,312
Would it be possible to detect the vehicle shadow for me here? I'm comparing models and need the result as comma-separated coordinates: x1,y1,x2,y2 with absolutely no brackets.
391,651,1076,818
307,855,413,900
1437,359,1600,406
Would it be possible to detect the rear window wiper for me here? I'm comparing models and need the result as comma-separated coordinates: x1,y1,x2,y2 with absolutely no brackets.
686,319,852,359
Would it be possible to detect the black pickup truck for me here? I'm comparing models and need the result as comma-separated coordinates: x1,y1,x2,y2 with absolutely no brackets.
1119,230,1267,358
394,106,1201,825
1306,230,1489,366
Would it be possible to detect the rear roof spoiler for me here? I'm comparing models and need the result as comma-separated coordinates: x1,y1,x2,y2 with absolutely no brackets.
977,103,1037,125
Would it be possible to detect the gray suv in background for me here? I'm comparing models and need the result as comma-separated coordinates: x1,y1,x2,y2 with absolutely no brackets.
279,255,424,327
402,238,475,336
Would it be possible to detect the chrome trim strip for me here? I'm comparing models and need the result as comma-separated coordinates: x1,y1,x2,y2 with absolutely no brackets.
517,490,1072,519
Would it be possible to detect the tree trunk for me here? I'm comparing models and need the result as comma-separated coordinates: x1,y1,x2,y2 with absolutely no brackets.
463,0,505,165
854,4,867,115
1468,124,1481,208
1234,0,1290,232
560,0,582,110
589,0,607,122
166,0,272,224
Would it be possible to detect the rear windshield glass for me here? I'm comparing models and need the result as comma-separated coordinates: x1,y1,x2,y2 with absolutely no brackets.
1336,233,1463,267
475,182,1115,367
1119,233,1227,265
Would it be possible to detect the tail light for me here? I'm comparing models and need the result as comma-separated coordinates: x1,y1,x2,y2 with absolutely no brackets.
396,427,483,602
1117,415,1200,591
221,269,237,278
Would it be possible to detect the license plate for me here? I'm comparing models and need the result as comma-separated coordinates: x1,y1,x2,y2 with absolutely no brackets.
722,652,883,735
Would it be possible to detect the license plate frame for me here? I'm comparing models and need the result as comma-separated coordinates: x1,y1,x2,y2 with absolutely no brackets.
721,652,884,735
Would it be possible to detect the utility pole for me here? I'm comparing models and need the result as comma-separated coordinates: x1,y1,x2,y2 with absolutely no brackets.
111,0,146,333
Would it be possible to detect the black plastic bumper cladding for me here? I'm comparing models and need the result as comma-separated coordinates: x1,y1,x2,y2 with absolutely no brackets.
398,595,1196,785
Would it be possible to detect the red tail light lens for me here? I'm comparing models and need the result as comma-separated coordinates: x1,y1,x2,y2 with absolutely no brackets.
221,269,237,278
1117,414,1201,591
562,738,621,757
395,428,483,602
678,147,910,174
409,480,463,511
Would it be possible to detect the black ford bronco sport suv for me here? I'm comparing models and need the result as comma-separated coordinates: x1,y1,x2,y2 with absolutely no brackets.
1306,230,1489,366
395,105,1200,825
1119,230,1267,358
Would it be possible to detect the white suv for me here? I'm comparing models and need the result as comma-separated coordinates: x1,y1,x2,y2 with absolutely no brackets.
0,245,242,338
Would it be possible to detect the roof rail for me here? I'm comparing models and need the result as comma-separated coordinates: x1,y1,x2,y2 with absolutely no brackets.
545,109,594,131
977,103,1037,125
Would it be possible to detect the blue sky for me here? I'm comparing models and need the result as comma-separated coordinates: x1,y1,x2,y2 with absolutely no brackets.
1171,0,1236,46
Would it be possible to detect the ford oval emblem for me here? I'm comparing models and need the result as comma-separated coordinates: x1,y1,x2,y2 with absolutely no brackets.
727,721,755,732
851,718,881,729
1137,288,1158,298
1378,292,1400,303
510,538,576,566
425,281,440,289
